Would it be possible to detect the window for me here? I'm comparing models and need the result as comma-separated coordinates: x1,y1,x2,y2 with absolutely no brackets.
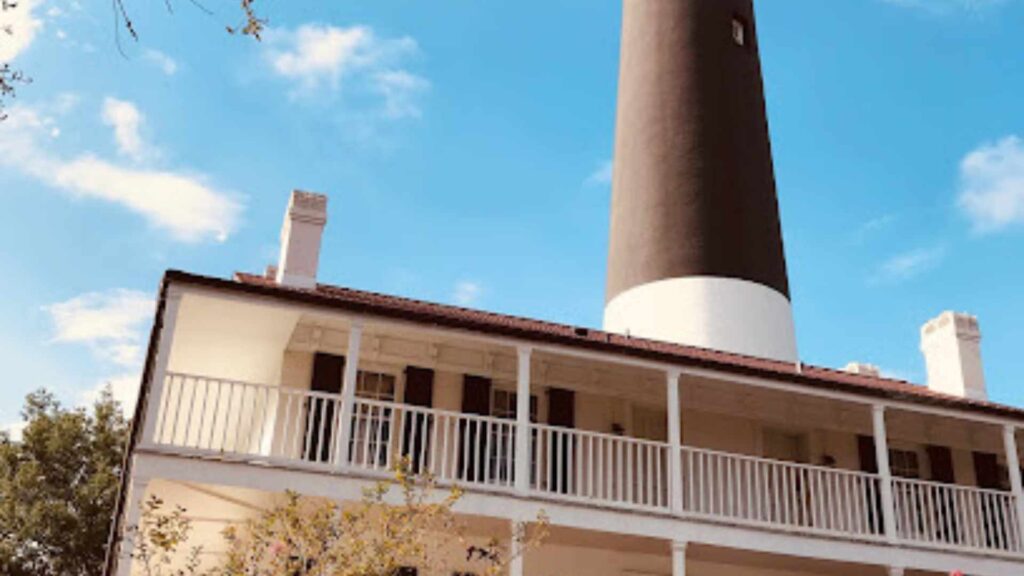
731,16,747,47
351,370,397,466
889,448,921,479
490,389,538,483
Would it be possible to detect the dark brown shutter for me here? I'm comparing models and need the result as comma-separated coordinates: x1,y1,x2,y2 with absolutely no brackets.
547,388,575,494
547,388,575,429
461,375,492,415
927,445,956,484
402,367,435,473
306,353,345,462
459,375,492,482
856,435,883,535
857,435,878,473
404,367,434,407
974,452,1001,490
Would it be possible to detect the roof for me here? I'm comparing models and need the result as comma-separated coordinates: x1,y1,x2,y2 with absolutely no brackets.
164,269,1024,422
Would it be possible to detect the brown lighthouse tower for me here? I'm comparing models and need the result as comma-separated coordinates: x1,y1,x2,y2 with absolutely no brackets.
604,0,797,361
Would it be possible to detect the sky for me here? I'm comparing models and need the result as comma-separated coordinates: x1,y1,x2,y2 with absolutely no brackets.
1,0,1023,434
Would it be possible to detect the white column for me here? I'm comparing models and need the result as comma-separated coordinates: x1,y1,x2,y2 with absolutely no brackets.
115,474,151,576
509,520,525,576
671,540,687,576
872,405,898,542
515,346,532,493
1002,425,1024,545
336,322,363,469
140,288,183,446
666,369,683,515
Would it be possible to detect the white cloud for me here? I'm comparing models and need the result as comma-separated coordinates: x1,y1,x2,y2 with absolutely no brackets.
1,420,28,442
585,160,613,187
0,105,243,243
44,289,153,366
374,70,430,119
263,23,426,118
453,281,483,307
0,0,42,61
102,97,150,161
80,373,141,414
142,48,178,76
871,245,947,283
958,135,1024,233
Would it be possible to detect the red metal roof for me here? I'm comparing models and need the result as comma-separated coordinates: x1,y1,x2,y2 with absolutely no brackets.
167,270,1024,421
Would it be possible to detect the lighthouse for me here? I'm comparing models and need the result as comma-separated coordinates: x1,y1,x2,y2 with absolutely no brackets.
604,0,797,362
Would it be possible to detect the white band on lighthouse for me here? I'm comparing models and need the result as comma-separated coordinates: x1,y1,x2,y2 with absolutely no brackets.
604,276,798,362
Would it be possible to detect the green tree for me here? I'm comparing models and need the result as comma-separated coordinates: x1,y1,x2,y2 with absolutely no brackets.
0,387,129,576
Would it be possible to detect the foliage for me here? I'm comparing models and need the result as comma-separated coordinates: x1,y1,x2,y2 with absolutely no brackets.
131,459,549,576
129,495,203,576
0,387,130,576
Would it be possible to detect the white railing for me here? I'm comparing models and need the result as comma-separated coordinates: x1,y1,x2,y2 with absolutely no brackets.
349,398,518,490
893,477,1022,554
530,424,670,511
680,446,885,540
152,373,1024,557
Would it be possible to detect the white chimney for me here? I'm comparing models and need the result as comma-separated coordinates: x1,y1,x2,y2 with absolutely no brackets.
921,311,987,401
276,190,327,289
844,362,881,377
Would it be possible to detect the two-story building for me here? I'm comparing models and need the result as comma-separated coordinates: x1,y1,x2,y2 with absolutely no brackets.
105,1,1024,575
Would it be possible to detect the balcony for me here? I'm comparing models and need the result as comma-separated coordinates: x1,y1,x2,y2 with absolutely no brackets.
149,372,1024,559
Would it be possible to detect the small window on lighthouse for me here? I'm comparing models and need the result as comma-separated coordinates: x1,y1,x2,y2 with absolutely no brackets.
732,17,747,47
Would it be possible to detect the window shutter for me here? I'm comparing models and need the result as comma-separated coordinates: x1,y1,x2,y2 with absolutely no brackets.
402,367,435,473
857,435,878,473
404,367,434,408
927,445,956,484
459,375,492,482
974,452,1001,490
547,388,575,429
305,353,345,462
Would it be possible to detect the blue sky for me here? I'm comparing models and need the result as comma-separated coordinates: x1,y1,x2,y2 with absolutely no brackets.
1,0,1023,432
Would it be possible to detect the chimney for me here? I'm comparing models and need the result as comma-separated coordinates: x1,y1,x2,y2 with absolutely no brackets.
921,311,987,401
844,362,881,378
603,0,797,362
276,190,328,289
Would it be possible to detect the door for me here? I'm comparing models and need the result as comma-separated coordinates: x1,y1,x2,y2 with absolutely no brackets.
402,367,434,474
459,375,492,483
305,353,344,463
763,429,808,526
857,435,884,535
547,388,575,494
974,451,1007,549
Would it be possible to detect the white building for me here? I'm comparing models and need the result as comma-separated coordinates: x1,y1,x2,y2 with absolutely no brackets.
106,2,1024,575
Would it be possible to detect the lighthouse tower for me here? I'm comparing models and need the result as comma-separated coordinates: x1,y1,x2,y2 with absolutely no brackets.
604,0,797,362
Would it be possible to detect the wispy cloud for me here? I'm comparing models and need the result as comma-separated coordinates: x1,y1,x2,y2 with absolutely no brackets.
453,280,483,307
850,213,898,244
142,48,178,76
44,289,153,415
881,0,1010,14
0,104,243,242
0,0,42,61
958,135,1024,234
263,23,428,118
102,97,151,162
44,289,153,367
585,160,613,187
871,245,947,284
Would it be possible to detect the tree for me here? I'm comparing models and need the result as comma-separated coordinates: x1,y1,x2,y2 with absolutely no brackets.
129,459,549,576
0,387,129,576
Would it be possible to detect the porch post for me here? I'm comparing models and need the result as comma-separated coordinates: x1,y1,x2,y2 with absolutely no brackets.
336,322,363,469
115,474,151,576
666,369,684,515
670,540,687,576
515,346,533,493
140,287,183,446
1001,424,1024,545
872,405,898,542
509,520,525,576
